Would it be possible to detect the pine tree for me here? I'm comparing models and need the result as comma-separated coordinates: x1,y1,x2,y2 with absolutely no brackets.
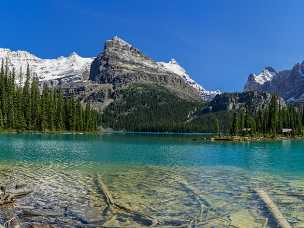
23,65,32,129
0,109,3,129
213,118,220,136
0,63,168,133
231,113,239,136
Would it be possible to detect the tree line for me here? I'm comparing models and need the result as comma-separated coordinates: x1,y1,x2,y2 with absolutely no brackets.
0,60,99,132
229,95,304,136
102,83,205,132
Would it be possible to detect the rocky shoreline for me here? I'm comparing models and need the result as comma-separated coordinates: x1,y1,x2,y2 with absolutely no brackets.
209,135,304,142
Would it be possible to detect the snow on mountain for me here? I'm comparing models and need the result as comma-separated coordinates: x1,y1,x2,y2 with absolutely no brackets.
244,67,277,92
158,59,221,100
0,42,220,101
0,48,93,84
252,67,276,85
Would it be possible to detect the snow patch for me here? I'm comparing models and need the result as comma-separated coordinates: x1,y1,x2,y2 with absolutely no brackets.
158,59,221,101
0,48,93,83
251,68,276,85
111,36,132,48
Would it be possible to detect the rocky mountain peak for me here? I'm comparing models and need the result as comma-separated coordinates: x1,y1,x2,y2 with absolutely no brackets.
0,48,40,61
244,66,277,92
296,62,304,75
244,60,304,103
169,58,177,64
90,37,220,101
0,48,93,84
264,66,277,74
69,51,80,57
0,37,221,102
110,36,132,48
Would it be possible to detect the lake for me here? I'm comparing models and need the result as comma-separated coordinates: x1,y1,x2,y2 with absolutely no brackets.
0,133,303,227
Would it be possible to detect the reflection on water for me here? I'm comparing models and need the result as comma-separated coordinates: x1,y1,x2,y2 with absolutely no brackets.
0,133,304,227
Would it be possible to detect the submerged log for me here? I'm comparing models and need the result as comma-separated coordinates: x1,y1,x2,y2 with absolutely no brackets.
178,179,212,226
22,209,63,218
94,176,115,210
94,174,159,226
254,189,291,228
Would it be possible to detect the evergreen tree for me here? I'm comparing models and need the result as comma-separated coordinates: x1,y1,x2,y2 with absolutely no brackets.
0,66,98,132
213,118,220,136
231,113,239,136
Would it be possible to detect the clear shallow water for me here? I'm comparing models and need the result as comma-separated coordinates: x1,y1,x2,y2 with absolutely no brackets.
0,133,304,227
1,133,303,175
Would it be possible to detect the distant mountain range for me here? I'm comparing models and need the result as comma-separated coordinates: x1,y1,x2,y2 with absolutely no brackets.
0,36,220,101
0,48,92,84
1,36,295,132
3,37,304,106
244,62,304,103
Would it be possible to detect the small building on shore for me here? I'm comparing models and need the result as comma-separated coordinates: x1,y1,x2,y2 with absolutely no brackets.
281,128,292,134
242,128,251,132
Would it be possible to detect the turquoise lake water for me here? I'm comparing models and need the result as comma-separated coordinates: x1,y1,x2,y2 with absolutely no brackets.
0,133,304,227
0,133,302,175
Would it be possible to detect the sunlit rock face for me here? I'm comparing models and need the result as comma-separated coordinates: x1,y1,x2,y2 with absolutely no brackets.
244,63,304,103
90,36,220,101
0,36,221,102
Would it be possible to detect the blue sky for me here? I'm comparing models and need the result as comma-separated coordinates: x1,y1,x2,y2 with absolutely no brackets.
1,0,304,91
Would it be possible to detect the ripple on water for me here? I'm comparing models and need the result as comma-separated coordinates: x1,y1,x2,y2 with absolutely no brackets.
0,162,303,227
0,134,304,227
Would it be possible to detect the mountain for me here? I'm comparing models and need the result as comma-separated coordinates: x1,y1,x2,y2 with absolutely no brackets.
244,62,304,103
0,48,93,85
244,67,277,91
202,91,285,113
158,59,221,101
89,36,220,101
0,36,220,101
89,37,206,131
0,37,222,132
190,91,285,133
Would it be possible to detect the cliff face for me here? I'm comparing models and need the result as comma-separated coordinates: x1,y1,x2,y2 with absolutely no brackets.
1,37,225,131
244,62,304,103
202,91,285,114
89,36,219,101
0,36,221,102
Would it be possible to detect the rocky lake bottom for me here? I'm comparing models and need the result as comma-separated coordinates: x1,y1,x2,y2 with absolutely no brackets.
0,133,303,227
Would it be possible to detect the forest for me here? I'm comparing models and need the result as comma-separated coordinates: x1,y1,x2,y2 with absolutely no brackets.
102,83,304,136
0,61,99,132
2,58,303,136
229,95,304,136
102,83,205,132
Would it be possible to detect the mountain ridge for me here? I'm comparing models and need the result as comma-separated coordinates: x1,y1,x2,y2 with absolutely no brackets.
244,61,304,103
0,36,220,101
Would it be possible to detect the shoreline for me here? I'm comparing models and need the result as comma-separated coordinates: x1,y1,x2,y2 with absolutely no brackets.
0,129,99,135
0,130,303,142
209,135,304,142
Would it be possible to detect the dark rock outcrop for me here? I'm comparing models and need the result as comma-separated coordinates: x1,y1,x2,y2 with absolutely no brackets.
244,62,304,103
89,36,202,101
202,91,285,114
